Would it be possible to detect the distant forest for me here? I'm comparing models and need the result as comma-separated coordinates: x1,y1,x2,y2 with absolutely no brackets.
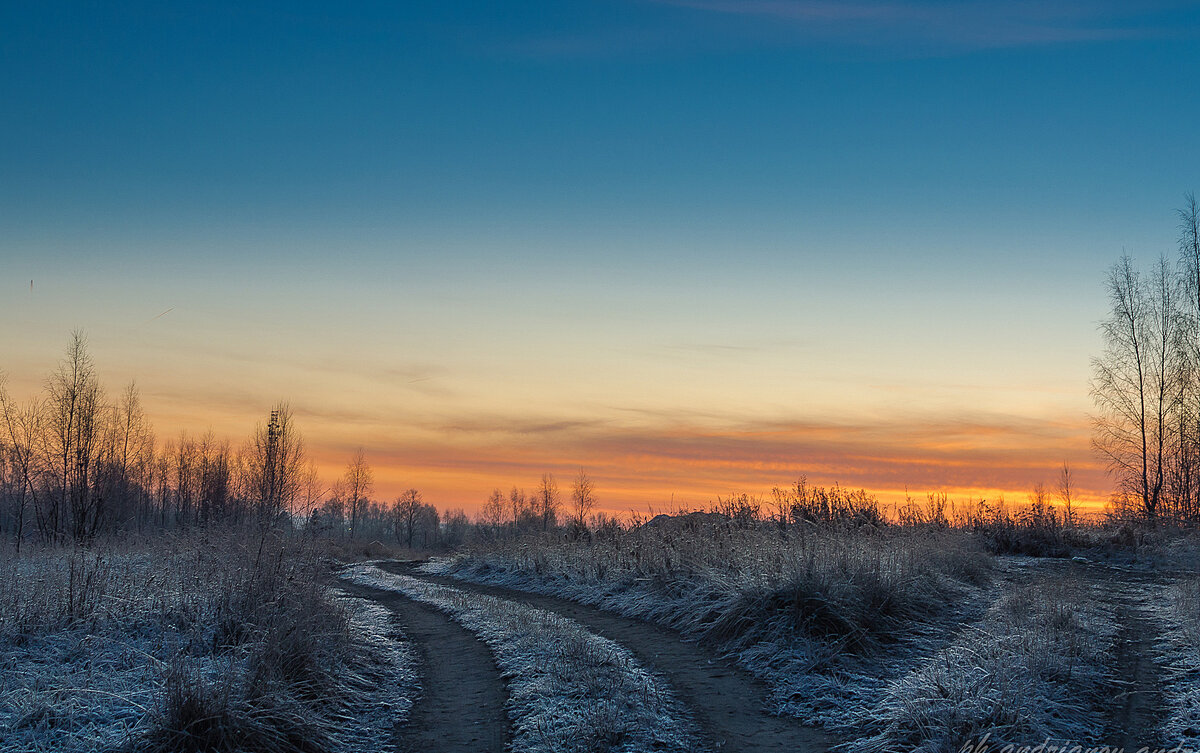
5,196,1200,552
0,336,614,549
0,333,458,549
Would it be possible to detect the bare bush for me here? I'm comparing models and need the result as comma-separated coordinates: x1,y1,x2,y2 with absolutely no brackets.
0,533,416,753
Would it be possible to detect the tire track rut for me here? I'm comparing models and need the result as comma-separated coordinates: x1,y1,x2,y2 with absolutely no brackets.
337,578,509,753
379,560,836,753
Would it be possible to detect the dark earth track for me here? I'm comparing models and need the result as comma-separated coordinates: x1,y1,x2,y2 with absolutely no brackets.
1029,557,1168,749
340,557,1173,753
1069,560,1167,749
377,559,836,753
336,578,510,753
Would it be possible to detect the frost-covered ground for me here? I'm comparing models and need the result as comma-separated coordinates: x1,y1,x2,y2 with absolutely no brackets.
0,539,418,753
343,562,704,753
324,593,421,750
848,569,1118,752
1152,573,1200,747
426,526,994,733
431,536,1152,751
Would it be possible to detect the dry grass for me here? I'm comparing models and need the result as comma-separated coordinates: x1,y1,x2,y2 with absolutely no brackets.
0,531,416,753
344,562,702,753
432,520,994,728
442,521,990,646
1153,572,1200,747
850,571,1117,752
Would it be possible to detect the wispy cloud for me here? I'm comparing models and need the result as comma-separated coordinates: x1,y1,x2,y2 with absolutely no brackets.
653,0,1182,51
491,0,1190,60
304,408,1106,511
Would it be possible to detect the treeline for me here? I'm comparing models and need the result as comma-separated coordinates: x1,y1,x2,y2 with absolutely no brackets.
0,333,326,548
0,333,472,551
1092,194,1200,523
313,464,602,547
307,452,465,548
0,332,607,552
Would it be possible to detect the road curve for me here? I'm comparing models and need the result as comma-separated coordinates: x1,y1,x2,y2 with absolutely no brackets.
378,559,836,753
337,578,510,753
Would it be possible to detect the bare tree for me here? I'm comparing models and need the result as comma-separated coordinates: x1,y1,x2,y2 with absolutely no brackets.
415,503,440,548
342,448,374,538
1056,462,1075,526
112,382,154,529
570,468,595,528
172,432,199,526
154,441,172,527
1174,193,1200,521
535,472,560,531
442,508,470,547
43,332,108,541
0,375,42,553
479,488,506,529
509,486,538,529
1092,254,1180,520
298,461,324,523
393,488,422,548
197,431,233,524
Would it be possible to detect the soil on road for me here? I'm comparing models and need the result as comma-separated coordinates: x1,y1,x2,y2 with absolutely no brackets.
378,559,836,753
337,578,510,753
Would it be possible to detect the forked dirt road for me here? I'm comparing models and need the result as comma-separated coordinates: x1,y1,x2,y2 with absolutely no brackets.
344,557,1169,753
375,559,837,753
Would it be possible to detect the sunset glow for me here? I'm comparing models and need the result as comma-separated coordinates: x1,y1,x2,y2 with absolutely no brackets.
5,1,1200,516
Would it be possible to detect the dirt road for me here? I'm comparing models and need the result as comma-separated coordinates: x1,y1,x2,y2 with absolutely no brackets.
342,556,1171,752
1063,559,1167,749
377,560,836,753
337,579,509,753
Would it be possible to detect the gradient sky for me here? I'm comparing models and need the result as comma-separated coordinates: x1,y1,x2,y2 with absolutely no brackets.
4,1,1200,513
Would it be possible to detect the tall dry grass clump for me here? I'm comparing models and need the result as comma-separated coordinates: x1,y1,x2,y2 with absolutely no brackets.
448,518,989,652
851,572,1117,752
0,530,410,753
432,507,994,728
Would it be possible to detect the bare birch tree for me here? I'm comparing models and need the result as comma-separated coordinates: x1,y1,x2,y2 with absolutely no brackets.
570,468,595,528
535,472,560,531
343,448,373,538
1092,254,1180,520
393,488,422,548
0,375,42,552
1174,193,1200,521
43,331,108,541
479,488,506,530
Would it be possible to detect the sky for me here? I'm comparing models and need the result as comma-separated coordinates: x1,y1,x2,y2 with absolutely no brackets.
4,1,1200,514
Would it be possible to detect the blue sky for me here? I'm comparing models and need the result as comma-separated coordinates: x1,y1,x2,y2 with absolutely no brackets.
3,1,1200,507
4,1,1198,242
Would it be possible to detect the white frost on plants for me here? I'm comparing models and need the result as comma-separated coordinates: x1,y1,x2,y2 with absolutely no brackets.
330,592,421,751
0,548,419,753
1150,574,1200,747
343,562,704,753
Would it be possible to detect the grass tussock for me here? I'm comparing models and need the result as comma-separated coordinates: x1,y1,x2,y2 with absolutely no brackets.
850,572,1117,752
1153,573,1200,746
431,518,994,728
0,531,416,753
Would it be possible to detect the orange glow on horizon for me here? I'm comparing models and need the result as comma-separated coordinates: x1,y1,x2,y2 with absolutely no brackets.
298,414,1112,518
2,324,1112,521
